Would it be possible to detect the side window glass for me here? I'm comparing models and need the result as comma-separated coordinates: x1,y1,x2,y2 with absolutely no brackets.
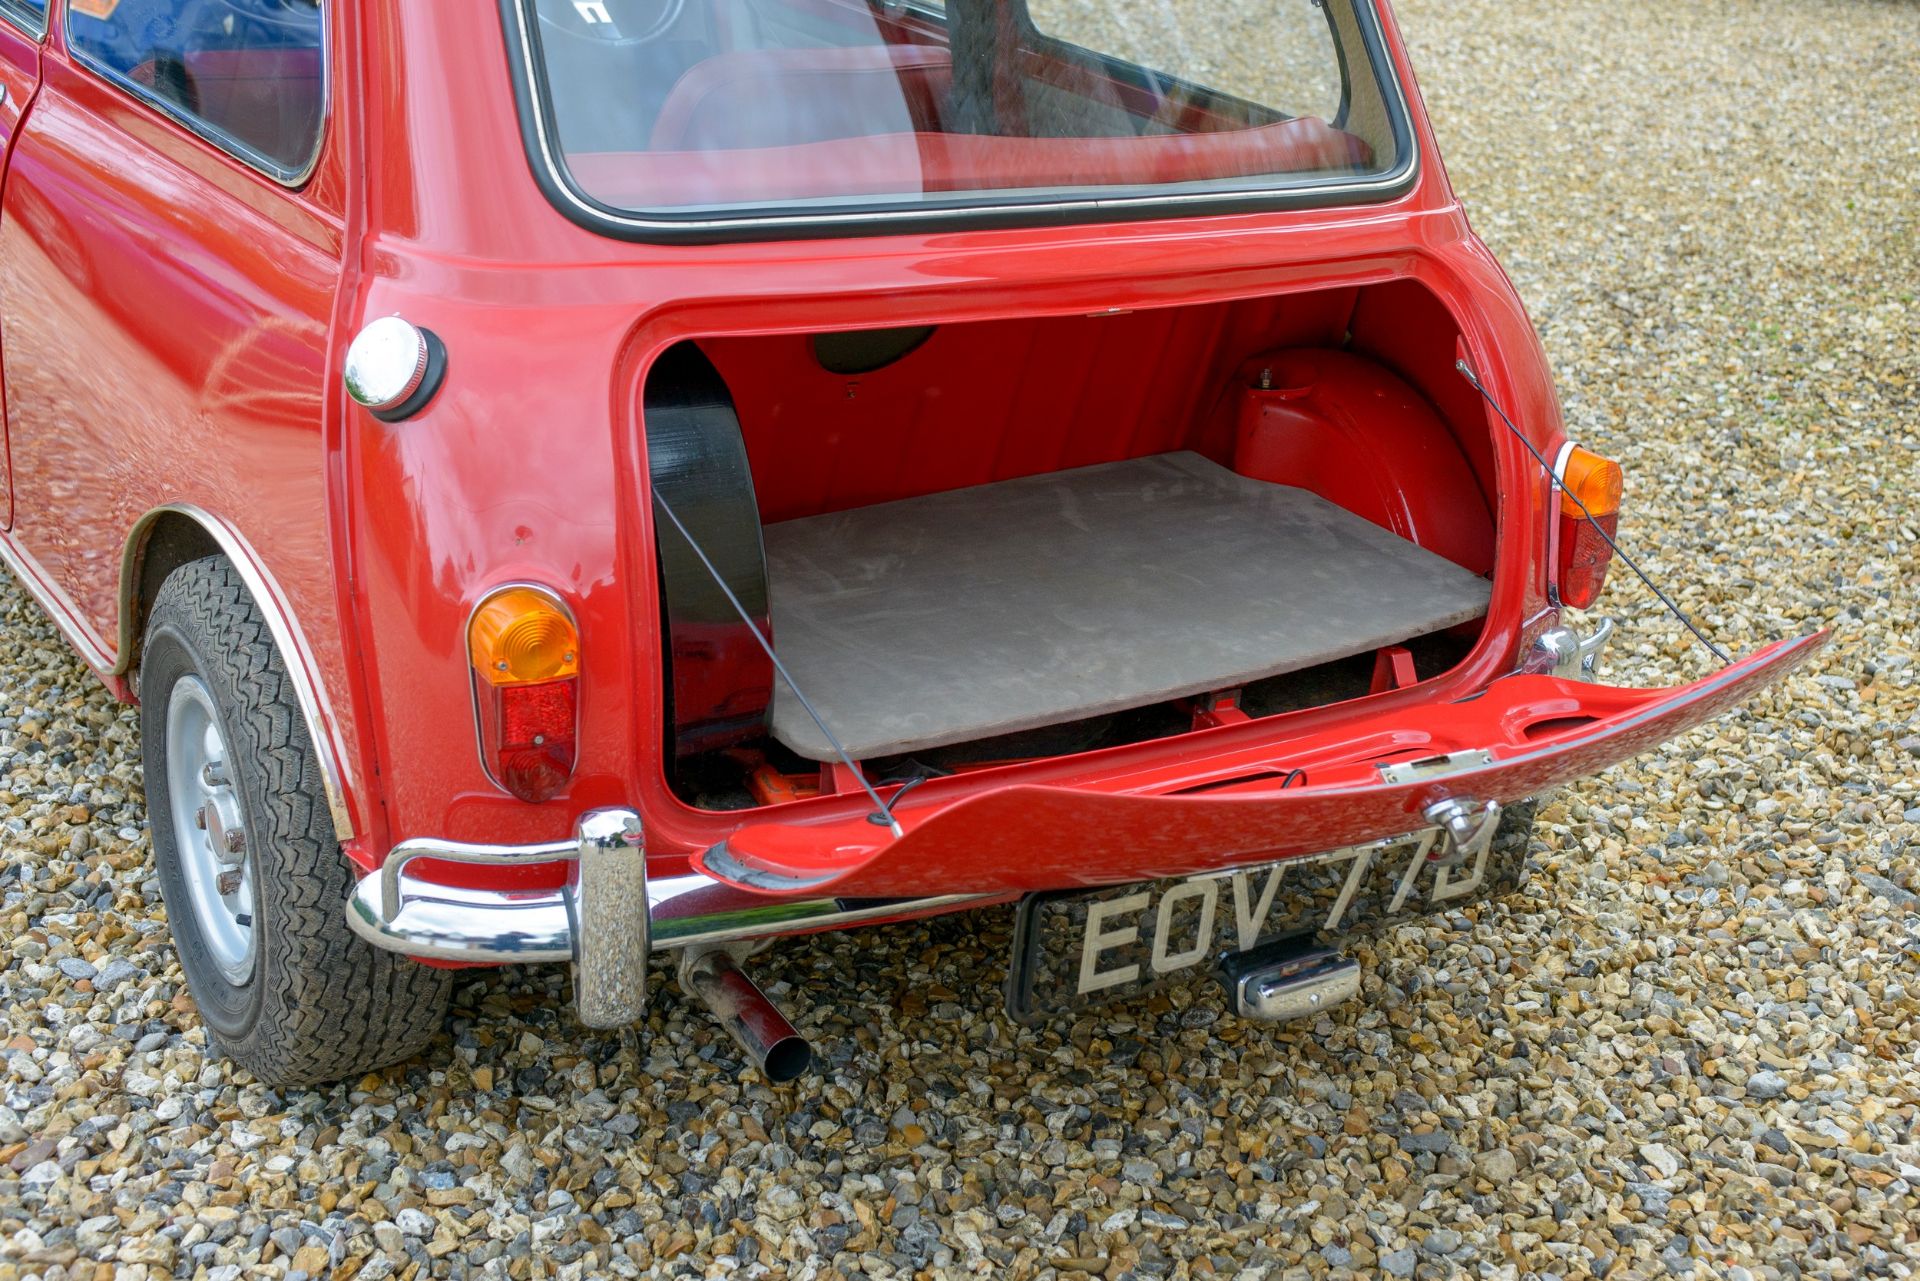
67,0,325,181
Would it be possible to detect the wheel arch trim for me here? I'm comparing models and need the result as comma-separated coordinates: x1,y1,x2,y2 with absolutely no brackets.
118,504,357,840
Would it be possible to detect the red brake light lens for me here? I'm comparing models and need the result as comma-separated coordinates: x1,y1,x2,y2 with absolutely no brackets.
494,680,577,804
1555,447,1623,609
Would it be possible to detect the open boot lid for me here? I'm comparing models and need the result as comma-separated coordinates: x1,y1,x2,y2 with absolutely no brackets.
696,631,1827,899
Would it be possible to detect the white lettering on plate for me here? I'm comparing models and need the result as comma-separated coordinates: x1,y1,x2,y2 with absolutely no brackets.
1150,879,1218,974
1322,846,1374,932
1231,865,1286,949
1434,832,1495,900
1388,831,1440,913
1077,891,1150,994
1070,832,1481,996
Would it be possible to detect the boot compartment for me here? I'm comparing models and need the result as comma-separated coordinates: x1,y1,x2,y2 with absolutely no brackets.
645,280,1503,810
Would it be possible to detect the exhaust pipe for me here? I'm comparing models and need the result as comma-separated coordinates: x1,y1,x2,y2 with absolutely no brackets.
681,949,813,1083
1222,943,1361,1022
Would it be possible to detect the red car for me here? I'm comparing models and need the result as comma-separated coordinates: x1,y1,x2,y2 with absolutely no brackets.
0,0,1820,1086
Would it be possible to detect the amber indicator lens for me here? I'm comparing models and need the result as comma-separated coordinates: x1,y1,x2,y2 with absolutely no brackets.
469,587,580,686
1558,447,1623,520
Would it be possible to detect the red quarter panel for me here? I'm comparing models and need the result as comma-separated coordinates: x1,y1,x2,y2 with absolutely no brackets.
0,20,41,530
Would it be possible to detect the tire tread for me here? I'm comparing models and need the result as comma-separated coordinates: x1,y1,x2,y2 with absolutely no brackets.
147,557,449,1086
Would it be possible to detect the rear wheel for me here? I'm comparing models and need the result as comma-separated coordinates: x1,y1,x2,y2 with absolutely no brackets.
141,556,449,1086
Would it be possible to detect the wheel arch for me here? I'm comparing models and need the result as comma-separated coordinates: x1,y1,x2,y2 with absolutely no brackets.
118,504,357,841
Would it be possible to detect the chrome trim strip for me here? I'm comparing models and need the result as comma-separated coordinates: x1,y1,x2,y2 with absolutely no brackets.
501,0,1420,238
0,0,47,40
1550,439,1579,484
1546,438,1578,595
119,505,357,839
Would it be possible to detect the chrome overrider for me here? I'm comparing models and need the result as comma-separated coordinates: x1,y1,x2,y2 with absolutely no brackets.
343,808,995,1027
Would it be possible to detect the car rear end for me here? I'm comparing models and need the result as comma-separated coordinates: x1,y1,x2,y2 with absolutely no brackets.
330,0,1823,1079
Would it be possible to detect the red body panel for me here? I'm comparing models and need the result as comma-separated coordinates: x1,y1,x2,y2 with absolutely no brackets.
0,1,1819,909
1230,347,1494,573
0,9,359,799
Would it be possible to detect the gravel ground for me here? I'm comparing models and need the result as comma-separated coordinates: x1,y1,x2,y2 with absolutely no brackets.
5,1,1919,1278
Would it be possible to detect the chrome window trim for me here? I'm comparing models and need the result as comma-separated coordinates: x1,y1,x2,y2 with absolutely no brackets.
499,0,1420,242
0,0,47,40
64,0,331,188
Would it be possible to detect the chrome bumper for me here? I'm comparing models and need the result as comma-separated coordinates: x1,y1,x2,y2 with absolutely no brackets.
344,807,992,1027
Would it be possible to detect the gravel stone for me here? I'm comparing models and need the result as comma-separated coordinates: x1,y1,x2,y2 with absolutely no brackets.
1855,872,1917,907
1474,1147,1518,1183
92,957,140,989
1382,1247,1419,1276
1,3,1915,1278
55,956,97,981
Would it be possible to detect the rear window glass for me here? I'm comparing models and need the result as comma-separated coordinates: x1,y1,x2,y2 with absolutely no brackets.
514,0,1409,231
68,0,325,182
1025,0,1345,126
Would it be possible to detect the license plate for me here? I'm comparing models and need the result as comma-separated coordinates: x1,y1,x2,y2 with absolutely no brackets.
1004,826,1506,1022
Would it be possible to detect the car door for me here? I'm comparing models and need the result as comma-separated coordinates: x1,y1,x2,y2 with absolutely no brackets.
0,0,45,530
0,0,341,652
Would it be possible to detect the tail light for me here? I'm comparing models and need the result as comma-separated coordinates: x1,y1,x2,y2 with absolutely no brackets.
468,586,579,802
1555,446,1623,609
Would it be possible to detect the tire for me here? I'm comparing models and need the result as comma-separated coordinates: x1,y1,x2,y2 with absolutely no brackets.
140,555,449,1086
